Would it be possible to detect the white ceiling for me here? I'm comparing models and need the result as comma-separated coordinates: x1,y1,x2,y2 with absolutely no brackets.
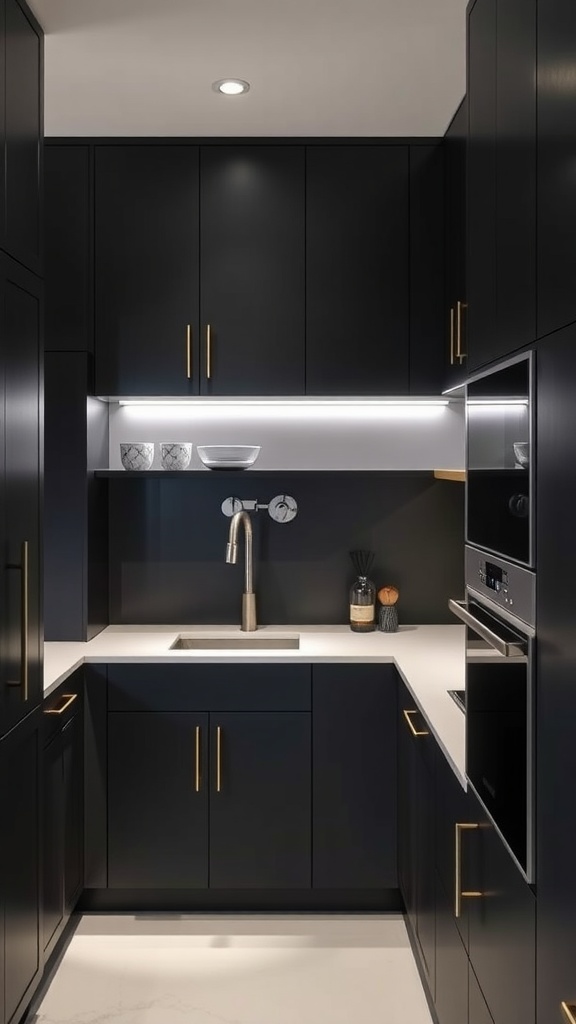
28,0,467,138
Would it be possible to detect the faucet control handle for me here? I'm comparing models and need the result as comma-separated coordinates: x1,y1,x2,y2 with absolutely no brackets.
221,494,298,523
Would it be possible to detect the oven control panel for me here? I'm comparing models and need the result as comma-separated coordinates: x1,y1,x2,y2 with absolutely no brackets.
465,546,536,629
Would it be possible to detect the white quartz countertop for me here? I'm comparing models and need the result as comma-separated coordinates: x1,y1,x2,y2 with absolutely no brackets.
44,623,477,788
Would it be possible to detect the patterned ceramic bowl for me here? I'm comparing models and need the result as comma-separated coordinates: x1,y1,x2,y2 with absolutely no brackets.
160,442,192,470
120,442,154,471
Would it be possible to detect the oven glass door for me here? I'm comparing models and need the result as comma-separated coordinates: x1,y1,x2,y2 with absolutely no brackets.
464,599,533,880
466,355,532,567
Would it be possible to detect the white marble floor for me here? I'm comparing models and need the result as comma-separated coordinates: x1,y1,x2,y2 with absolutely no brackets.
32,915,433,1024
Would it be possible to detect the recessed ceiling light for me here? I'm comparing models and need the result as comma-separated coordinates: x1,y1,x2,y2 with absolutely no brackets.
212,79,250,96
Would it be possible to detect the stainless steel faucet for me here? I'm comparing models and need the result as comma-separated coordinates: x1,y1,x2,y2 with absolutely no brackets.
225,511,257,631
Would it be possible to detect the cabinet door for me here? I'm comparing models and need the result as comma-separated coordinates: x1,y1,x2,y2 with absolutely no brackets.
43,732,64,951
1,709,41,1024
467,795,535,1024
210,712,311,888
199,146,305,396
444,99,468,389
64,711,84,913
409,144,445,395
436,742,470,950
435,872,469,1024
108,712,209,888
306,146,409,395
4,0,42,275
469,966,495,1024
1,258,42,737
312,664,397,889
537,0,576,339
94,146,199,396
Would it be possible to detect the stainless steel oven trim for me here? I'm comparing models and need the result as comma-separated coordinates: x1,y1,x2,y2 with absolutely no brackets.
465,350,535,569
463,584,536,636
448,599,528,656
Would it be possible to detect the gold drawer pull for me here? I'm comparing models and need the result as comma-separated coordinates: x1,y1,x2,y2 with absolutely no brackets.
403,708,429,737
186,324,192,379
455,822,482,917
206,324,212,380
195,725,201,793
562,1003,576,1024
45,693,78,715
216,725,222,792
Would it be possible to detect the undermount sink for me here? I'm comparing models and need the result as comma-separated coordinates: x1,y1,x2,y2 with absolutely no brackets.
170,634,300,651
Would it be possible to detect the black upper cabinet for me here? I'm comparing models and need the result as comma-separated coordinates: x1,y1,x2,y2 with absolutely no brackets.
466,0,536,373
3,0,42,276
94,146,200,396
306,146,409,395
0,257,42,738
537,0,576,340
444,99,468,390
199,146,305,396
409,145,445,395
45,147,92,352
312,664,397,889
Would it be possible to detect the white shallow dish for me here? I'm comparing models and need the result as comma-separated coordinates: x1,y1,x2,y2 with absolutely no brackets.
197,445,261,470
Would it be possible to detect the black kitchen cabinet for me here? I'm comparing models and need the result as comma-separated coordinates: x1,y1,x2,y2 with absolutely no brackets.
199,146,305,396
537,0,576,340
435,737,471,950
435,872,469,1024
466,0,536,372
44,146,92,352
0,708,42,1024
444,98,468,389
3,0,42,276
94,145,200,396
306,146,409,396
397,691,436,997
469,967,495,1024
0,256,42,738
312,664,397,889
43,677,84,958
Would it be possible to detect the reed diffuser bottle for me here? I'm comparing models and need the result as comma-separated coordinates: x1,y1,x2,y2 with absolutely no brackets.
349,550,376,632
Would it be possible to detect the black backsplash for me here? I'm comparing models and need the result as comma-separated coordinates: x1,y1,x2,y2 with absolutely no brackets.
108,472,464,625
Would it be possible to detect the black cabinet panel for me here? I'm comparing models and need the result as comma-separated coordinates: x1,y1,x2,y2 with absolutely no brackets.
409,145,445,395
444,99,468,389
199,146,305,396
209,712,311,888
469,965,495,1024
537,0,576,339
43,731,64,950
45,146,92,352
306,146,409,395
435,741,470,950
4,0,42,275
435,872,469,1024
312,664,396,888
108,712,209,888
94,146,199,395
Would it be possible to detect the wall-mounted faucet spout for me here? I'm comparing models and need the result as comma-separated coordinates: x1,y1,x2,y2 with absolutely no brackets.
225,511,256,631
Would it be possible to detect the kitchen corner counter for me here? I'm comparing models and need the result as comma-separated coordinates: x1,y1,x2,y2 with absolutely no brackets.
44,623,470,787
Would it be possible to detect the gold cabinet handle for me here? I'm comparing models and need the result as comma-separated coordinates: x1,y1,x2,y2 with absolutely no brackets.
7,540,29,702
456,300,468,363
186,324,192,379
206,324,212,380
561,1003,576,1023
450,306,455,365
403,708,429,737
45,693,78,715
216,725,222,792
455,822,482,917
195,725,201,793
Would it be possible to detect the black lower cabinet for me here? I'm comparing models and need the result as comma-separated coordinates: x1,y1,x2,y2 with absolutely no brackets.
469,966,495,1024
312,665,397,890
435,871,469,1024
398,689,436,997
0,708,42,1024
43,682,84,957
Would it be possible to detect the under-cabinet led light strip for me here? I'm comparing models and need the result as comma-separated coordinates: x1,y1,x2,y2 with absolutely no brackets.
116,398,450,408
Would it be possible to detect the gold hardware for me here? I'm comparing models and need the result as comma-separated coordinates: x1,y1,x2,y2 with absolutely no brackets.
450,306,455,365
45,693,78,715
206,324,212,380
7,541,29,701
216,725,221,792
403,708,429,737
186,324,192,379
195,725,201,793
455,822,482,918
561,1003,576,1023
456,300,468,363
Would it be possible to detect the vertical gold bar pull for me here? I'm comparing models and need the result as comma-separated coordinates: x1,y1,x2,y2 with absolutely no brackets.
216,725,222,792
206,324,212,380
195,725,201,792
455,822,482,918
186,324,192,379
561,1002,576,1024
449,306,455,365
456,300,468,363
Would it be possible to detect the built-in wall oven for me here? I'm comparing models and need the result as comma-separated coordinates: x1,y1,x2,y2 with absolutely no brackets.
466,351,534,568
449,546,535,883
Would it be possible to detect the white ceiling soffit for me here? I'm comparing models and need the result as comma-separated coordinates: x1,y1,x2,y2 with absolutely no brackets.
29,0,467,138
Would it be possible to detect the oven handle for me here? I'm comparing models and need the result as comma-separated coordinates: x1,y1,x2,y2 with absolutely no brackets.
448,599,527,657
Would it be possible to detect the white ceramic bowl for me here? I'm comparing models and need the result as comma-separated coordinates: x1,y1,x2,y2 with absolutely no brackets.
197,445,261,471
120,442,154,471
160,442,192,470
